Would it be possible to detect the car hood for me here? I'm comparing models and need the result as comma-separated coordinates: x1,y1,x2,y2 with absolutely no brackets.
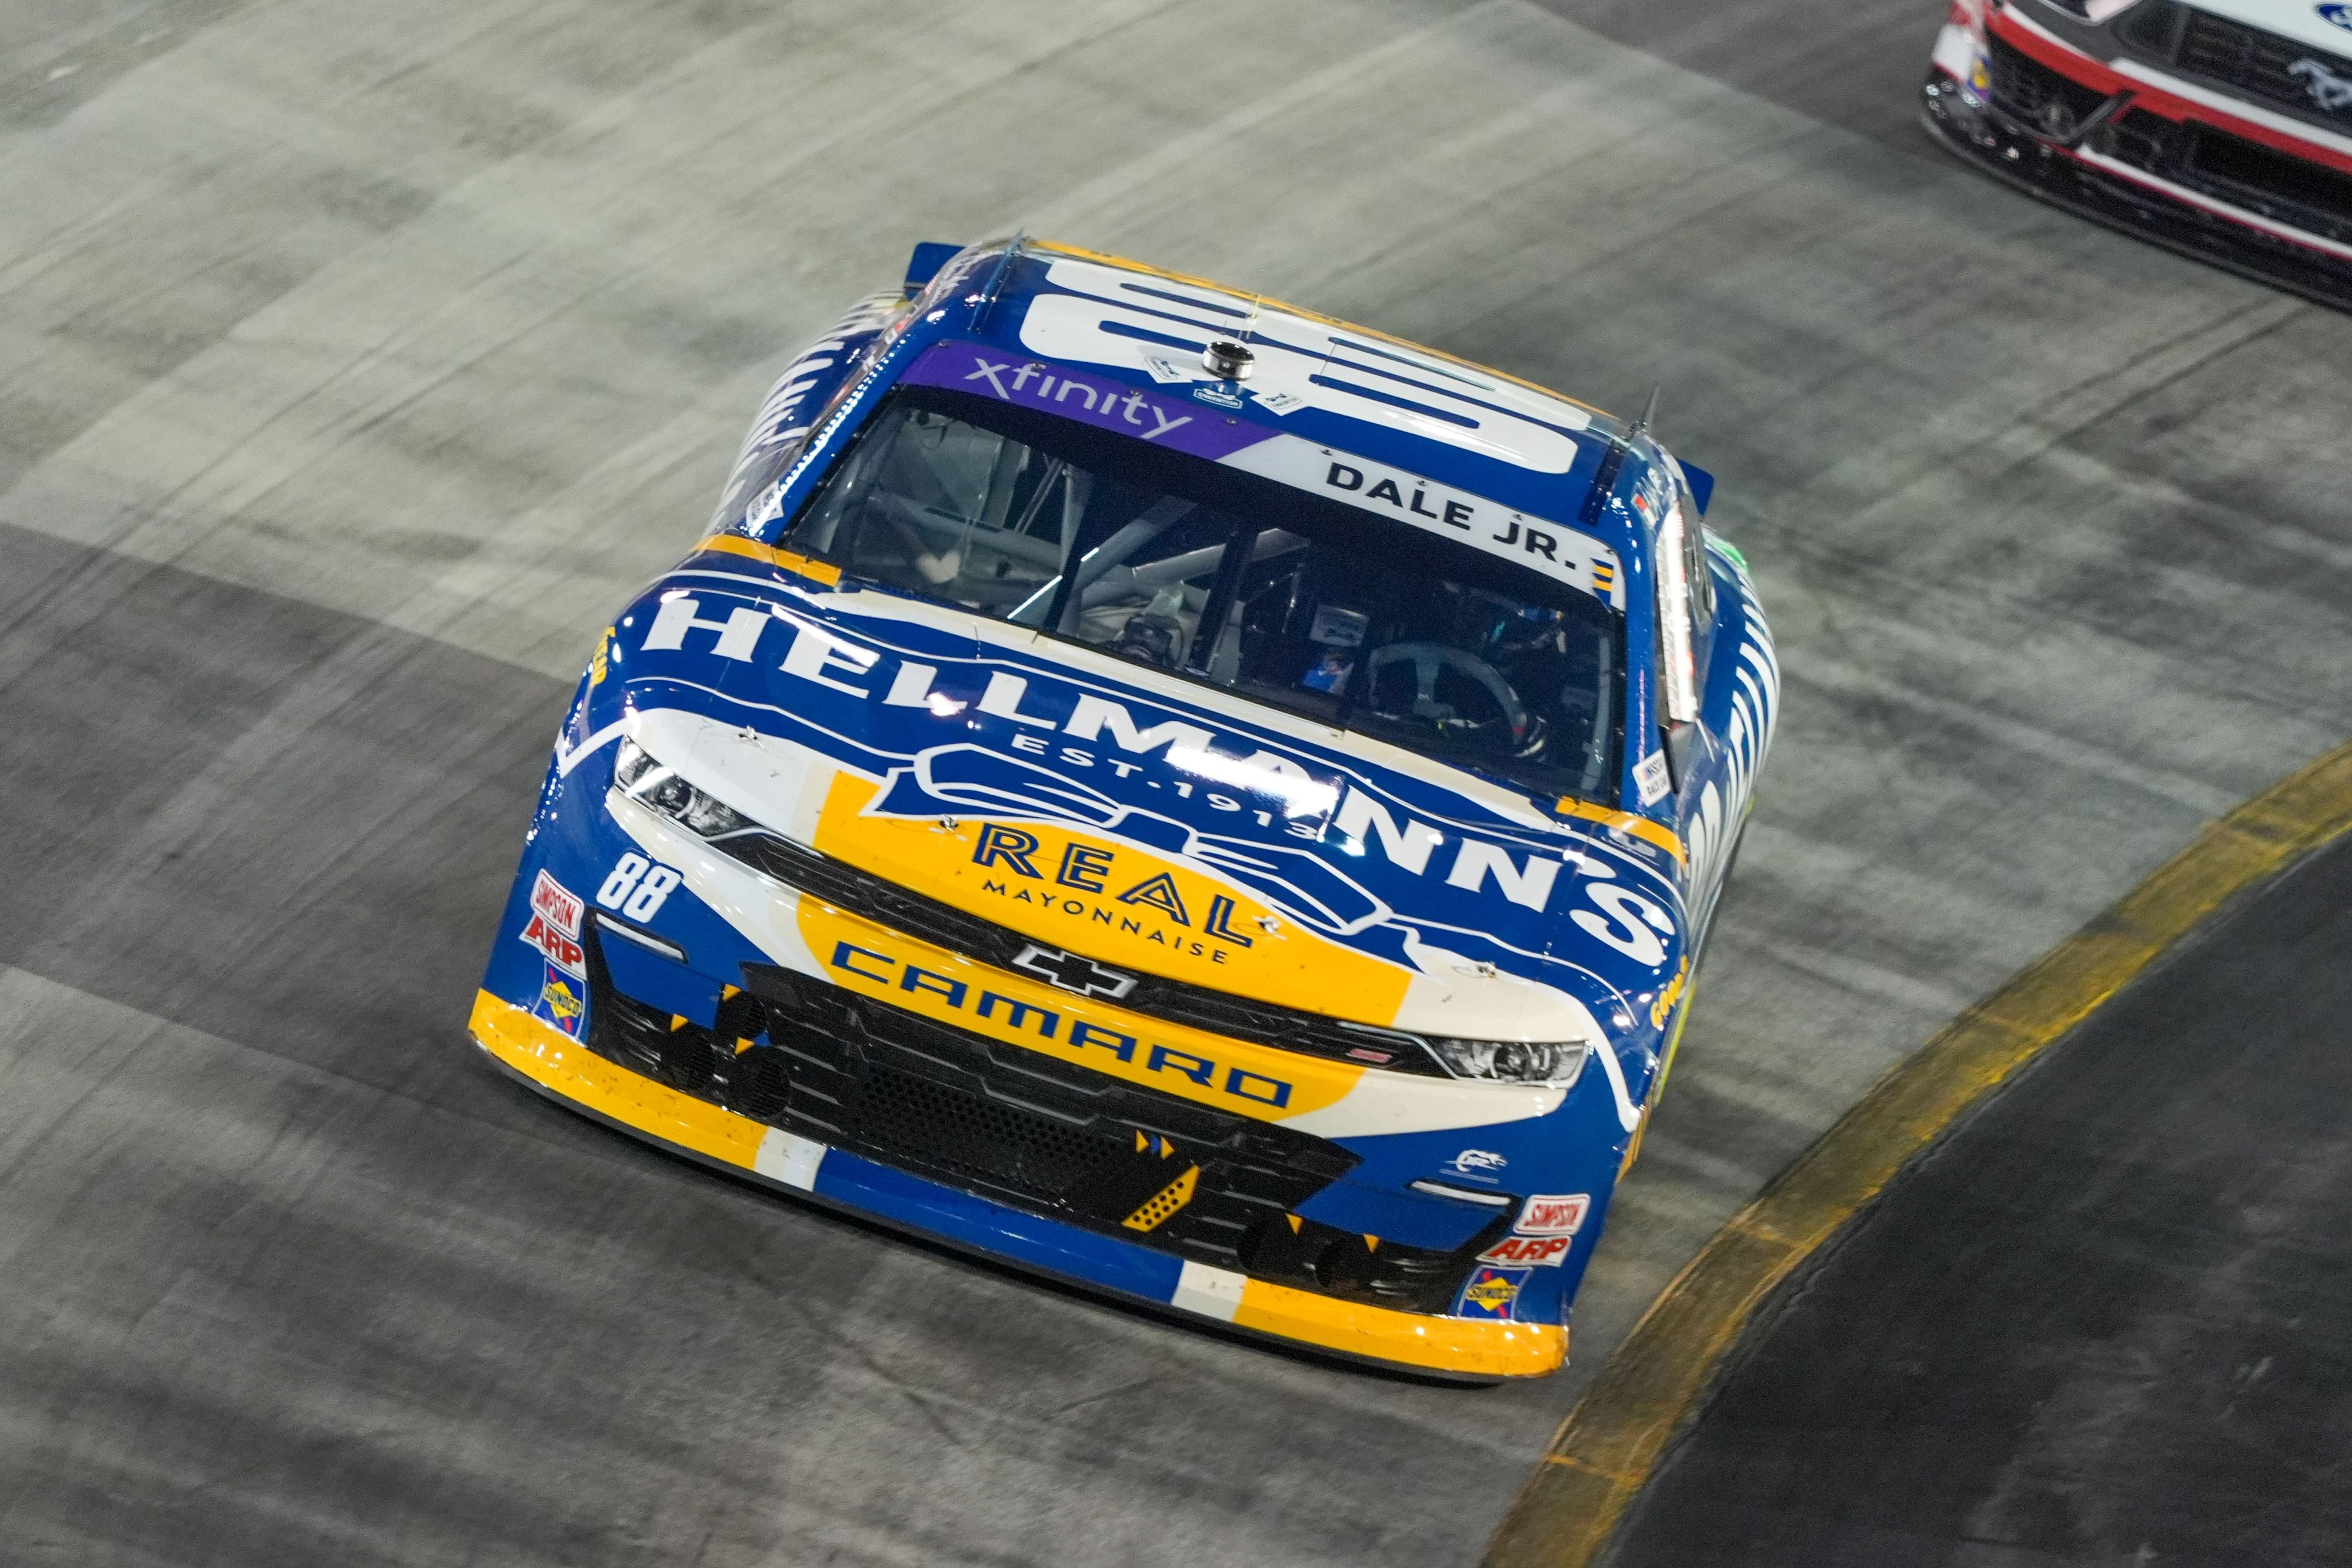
580,557,1687,1044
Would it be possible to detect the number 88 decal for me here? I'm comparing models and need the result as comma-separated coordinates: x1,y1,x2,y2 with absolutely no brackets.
597,852,681,921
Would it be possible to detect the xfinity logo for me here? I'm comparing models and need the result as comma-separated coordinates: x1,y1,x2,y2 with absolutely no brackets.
2289,57,2352,112
1010,943,1138,1000
962,357,1196,440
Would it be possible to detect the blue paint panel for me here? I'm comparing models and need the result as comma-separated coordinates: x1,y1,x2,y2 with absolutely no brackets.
482,841,562,1012
811,1146,1187,1306
1294,1178,1500,1252
600,934,723,1028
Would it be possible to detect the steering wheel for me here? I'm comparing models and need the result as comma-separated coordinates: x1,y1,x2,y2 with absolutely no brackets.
1364,643,1529,743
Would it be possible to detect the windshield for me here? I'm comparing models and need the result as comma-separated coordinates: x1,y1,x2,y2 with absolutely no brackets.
783,385,1624,802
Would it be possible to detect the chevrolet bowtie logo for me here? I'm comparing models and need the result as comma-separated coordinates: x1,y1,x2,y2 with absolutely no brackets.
2289,57,2352,113
1010,943,1139,1000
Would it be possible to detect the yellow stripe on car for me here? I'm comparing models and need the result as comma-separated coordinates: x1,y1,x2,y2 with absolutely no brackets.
471,989,764,1171
1230,1276,1565,1379
689,532,843,586
1552,797,1686,865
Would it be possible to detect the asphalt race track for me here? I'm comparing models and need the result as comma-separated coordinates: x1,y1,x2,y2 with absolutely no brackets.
1604,833,2352,1568
1,2,2348,1564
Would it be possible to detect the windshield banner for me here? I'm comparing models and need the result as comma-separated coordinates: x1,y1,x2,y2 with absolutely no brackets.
901,340,1622,610
901,340,1266,463
1219,436,1623,609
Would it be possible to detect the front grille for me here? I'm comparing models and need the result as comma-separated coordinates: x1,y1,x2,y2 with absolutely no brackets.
2177,8,2352,127
2103,105,2175,170
2091,106,2352,245
2185,122,2352,235
577,925,1508,1313
1986,34,2112,136
708,827,1451,1076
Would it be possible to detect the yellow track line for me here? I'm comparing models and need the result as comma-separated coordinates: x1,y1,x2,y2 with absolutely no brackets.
1484,736,2352,1568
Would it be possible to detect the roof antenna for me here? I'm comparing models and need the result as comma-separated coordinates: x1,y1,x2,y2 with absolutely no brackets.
971,231,1028,333
1629,385,1661,439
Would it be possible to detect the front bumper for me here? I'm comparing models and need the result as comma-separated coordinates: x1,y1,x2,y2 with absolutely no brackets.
472,989,1565,1380
1921,21,2352,311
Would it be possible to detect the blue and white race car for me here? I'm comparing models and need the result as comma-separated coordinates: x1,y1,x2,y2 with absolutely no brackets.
470,239,1776,1379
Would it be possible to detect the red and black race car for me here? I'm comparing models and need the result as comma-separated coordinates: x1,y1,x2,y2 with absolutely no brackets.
1923,0,2352,307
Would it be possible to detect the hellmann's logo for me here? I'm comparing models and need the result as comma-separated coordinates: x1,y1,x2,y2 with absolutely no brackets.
633,590,1682,959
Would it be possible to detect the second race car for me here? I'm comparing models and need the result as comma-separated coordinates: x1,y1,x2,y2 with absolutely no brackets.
1924,0,2352,307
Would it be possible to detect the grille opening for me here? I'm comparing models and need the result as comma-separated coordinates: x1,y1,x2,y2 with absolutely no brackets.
2097,106,2176,170
2187,123,2352,229
2174,6,2352,123
1235,1208,1512,1314
855,1062,1119,1203
2089,106,2352,246
656,1031,729,1095
1986,35,2110,136
729,1045,794,1123
2115,0,2189,60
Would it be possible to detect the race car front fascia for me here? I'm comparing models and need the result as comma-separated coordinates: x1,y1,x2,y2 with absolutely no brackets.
1923,0,2352,308
472,240,1779,1378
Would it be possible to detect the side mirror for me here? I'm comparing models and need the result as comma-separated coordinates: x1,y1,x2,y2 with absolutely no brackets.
903,240,963,297
1663,721,1698,794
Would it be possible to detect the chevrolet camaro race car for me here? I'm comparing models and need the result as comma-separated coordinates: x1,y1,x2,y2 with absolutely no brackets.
1924,0,2352,306
469,239,1778,1380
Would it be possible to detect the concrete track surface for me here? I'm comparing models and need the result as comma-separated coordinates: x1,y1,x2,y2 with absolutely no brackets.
1606,833,2352,1568
0,2,2346,1564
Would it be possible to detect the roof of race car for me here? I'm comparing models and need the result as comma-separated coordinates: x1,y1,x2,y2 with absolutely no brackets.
918,240,1666,574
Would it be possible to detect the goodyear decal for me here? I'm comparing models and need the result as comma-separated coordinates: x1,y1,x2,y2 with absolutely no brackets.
792,899,1364,1123
1648,958,1689,1029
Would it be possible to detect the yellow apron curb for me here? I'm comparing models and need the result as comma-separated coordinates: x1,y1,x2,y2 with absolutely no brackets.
1482,737,2352,1568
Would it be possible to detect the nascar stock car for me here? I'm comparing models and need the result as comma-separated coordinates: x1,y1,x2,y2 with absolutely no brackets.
470,238,1777,1380
1924,0,2352,306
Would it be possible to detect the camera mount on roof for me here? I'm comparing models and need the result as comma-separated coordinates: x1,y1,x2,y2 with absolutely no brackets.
1202,340,1255,380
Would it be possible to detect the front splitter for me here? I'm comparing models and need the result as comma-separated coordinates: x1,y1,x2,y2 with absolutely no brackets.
469,989,1567,1382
